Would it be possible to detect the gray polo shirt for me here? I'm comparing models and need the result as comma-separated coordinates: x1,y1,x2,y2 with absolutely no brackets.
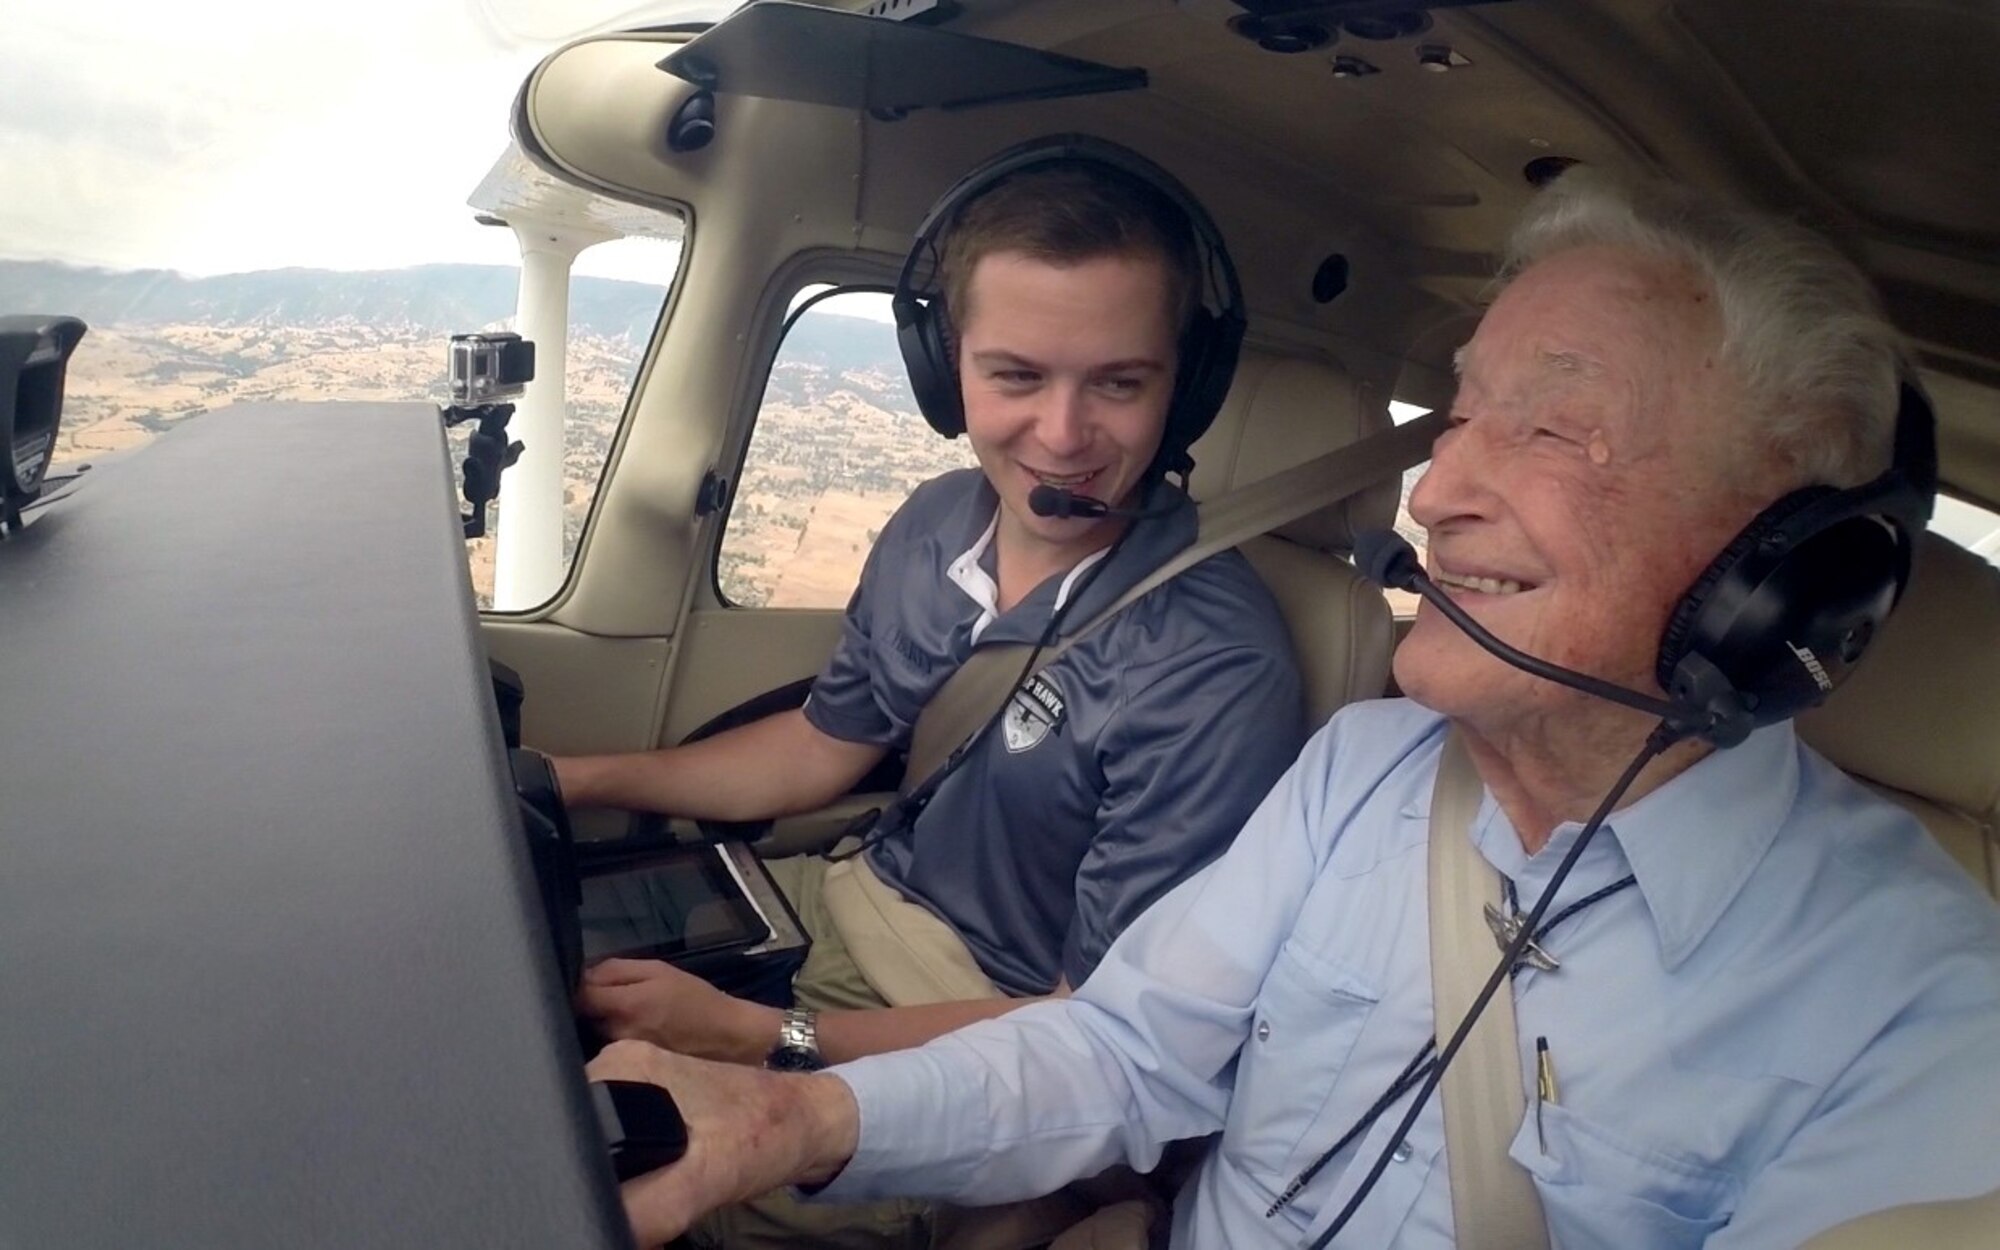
804,468,1306,995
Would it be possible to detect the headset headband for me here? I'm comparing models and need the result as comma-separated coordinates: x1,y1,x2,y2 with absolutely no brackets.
891,134,1247,472
894,134,1245,329
1745,379,1937,585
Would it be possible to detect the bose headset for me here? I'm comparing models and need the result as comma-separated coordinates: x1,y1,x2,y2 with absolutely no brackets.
891,134,1248,480
1363,376,1938,750
1654,376,1938,743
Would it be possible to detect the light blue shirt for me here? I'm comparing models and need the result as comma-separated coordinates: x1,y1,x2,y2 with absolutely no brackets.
822,699,2000,1247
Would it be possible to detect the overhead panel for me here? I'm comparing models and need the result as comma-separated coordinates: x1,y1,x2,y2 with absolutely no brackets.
656,0,1147,115
1674,0,2000,254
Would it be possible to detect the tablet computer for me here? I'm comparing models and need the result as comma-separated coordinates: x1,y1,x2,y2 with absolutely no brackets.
576,843,772,964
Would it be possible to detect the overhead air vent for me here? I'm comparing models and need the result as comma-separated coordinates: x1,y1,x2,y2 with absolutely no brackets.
1524,156,1581,187
1225,2,1512,41
859,0,959,23
1342,10,1432,40
1415,43,1472,71
1229,14,1336,54
1312,254,1351,304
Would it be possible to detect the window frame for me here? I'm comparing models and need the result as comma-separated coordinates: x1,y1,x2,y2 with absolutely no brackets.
476,222,693,619
709,278,912,611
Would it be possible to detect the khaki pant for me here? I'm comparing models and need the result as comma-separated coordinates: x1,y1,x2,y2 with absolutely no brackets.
759,851,897,1014
689,852,1163,1250
689,852,940,1250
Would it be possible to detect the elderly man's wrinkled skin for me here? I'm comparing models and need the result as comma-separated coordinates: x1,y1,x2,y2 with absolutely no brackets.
1397,245,1772,847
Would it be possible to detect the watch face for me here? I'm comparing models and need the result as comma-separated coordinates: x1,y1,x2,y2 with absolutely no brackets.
766,1046,824,1073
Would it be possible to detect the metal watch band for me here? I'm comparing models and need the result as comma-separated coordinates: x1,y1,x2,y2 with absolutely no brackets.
768,1007,822,1070
783,1007,819,1052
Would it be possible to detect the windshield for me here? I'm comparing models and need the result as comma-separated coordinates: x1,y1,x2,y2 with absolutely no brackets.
3,0,735,602
3,1,730,276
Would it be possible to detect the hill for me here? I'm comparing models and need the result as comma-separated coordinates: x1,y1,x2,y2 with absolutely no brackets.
0,259,671,344
10,257,934,608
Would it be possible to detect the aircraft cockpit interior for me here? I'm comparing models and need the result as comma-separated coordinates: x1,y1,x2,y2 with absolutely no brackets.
3,2,1997,1248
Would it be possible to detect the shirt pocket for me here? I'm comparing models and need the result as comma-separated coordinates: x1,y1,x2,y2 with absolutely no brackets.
1226,938,1382,1191
1511,1101,1737,1249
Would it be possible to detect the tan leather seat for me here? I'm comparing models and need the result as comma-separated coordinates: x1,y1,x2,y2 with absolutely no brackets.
1790,531,2000,1247
1797,531,2000,898
1186,350,1401,720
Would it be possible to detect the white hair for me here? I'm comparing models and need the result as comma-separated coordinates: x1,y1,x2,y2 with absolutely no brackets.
1501,168,1901,490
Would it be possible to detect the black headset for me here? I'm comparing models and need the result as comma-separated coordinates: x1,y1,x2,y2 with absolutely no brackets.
890,134,1247,479
1655,377,1939,737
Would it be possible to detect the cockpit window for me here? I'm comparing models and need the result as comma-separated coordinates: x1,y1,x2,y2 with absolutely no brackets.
1932,494,2000,569
715,286,978,609
1387,400,1433,618
2,2,728,608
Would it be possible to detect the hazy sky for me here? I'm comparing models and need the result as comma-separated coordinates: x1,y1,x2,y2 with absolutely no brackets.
0,0,734,280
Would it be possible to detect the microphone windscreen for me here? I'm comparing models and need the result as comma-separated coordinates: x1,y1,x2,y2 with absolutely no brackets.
1354,529,1422,591
1027,484,1067,518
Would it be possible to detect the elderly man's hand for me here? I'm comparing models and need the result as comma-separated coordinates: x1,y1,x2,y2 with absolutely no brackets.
586,1040,859,1248
579,958,778,1065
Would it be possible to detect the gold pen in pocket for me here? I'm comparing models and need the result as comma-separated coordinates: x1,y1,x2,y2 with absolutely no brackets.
1535,1036,1559,1152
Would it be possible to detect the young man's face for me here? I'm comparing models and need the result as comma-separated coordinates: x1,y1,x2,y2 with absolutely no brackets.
1394,244,1768,736
955,249,1178,565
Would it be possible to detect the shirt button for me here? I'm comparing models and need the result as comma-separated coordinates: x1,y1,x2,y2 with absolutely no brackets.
1256,1020,1272,1042
1392,1141,1414,1164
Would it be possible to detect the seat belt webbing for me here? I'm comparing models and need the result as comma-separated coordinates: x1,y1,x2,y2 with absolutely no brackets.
1428,729,1552,1249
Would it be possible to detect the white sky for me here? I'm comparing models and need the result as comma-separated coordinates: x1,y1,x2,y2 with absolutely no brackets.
0,0,735,280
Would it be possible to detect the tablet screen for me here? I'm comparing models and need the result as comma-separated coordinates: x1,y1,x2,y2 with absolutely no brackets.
577,845,771,963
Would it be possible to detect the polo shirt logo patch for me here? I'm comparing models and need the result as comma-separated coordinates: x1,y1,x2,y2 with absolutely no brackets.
1003,674,1065,753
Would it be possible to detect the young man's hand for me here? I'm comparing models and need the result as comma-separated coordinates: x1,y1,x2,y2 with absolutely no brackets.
586,1041,859,1248
579,959,779,1066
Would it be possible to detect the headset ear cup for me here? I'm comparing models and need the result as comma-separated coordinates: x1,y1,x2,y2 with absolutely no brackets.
1655,381,1934,736
1161,309,1243,471
895,295,965,438
1656,487,1832,692
1652,472,1920,739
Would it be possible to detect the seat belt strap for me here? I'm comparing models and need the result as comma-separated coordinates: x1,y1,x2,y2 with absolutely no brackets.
903,412,1442,791
1429,728,1551,1249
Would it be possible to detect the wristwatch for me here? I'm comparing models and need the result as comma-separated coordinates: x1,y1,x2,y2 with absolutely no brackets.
765,1007,824,1072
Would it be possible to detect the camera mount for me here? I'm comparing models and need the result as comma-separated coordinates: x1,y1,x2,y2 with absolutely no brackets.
438,332,534,541
441,401,522,540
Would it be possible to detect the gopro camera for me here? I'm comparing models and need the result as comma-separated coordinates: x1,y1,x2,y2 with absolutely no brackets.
448,332,535,405
1,315,87,526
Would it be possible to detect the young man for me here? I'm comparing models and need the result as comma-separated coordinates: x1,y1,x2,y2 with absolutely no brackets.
591,170,2000,1249
556,148,1308,1245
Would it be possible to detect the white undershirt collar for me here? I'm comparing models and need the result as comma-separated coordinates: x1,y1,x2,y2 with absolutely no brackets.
946,508,1112,645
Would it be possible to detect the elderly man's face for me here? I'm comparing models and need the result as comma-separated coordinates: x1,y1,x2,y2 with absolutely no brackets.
1394,245,1768,733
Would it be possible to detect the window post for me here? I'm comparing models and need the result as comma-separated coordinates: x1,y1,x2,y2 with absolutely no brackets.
494,216,617,610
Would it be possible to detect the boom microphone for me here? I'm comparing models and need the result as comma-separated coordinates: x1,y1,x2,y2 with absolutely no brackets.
1356,527,1427,593
1353,529,1742,743
1027,484,1179,521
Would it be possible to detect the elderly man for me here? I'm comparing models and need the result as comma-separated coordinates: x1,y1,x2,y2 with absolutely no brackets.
589,171,2000,1248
